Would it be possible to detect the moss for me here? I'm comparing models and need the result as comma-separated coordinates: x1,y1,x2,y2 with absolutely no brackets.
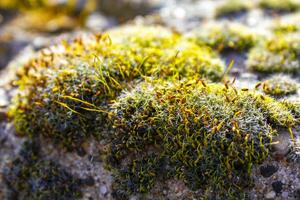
187,22,258,52
281,99,300,118
0,0,96,32
261,74,298,97
3,140,84,200
247,35,300,73
9,26,225,150
273,23,299,34
108,79,296,199
215,0,252,18
259,0,300,12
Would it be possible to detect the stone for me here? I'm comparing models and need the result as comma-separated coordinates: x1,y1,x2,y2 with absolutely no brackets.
260,165,278,178
265,191,276,199
271,131,292,159
282,191,289,198
295,189,300,199
272,181,283,193
0,89,9,107
100,185,108,195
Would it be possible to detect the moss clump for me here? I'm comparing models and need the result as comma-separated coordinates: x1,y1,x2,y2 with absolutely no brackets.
108,79,296,199
215,0,252,18
3,141,84,200
9,25,225,150
187,22,258,52
273,23,299,34
261,74,298,97
259,0,300,12
0,0,96,32
247,35,300,73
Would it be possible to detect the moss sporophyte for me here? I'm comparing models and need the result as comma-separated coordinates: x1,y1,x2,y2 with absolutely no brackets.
7,25,300,199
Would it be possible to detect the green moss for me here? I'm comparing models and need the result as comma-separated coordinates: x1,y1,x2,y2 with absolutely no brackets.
3,140,84,200
261,74,298,97
247,35,300,73
281,99,300,119
215,0,252,18
259,0,300,12
9,26,225,149
273,23,299,34
187,22,258,52
108,79,296,199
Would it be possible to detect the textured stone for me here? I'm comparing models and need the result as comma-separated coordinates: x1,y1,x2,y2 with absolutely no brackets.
265,191,276,199
260,165,278,178
272,181,283,194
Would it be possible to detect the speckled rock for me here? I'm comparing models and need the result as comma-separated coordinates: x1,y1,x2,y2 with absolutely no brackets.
265,191,276,199
260,165,278,178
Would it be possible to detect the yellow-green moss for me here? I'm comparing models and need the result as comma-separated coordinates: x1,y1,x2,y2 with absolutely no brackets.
215,0,252,18
259,0,300,12
261,74,298,97
108,79,296,199
187,22,259,52
9,26,225,149
247,35,300,73
0,0,96,32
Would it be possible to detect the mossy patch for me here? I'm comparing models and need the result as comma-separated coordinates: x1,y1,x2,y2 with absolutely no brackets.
187,22,258,52
3,140,84,200
108,79,296,199
215,0,252,18
259,0,300,12
9,26,225,150
247,35,300,73
261,74,298,97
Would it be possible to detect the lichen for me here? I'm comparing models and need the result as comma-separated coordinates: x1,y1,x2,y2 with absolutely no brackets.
247,35,300,73
108,79,296,199
187,22,258,52
3,140,84,200
9,25,225,150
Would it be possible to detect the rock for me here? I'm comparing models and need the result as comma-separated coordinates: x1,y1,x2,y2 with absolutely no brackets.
260,165,278,178
295,189,300,199
100,185,108,195
272,181,283,193
282,191,289,198
81,176,95,186
0,89,8,107
0,107,6,121
86,13,116,32
271,130,291,159
265,191,276,199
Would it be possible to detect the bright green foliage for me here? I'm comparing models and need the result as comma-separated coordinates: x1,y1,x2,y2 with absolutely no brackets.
247,35,300,73
9,25,225,149
261,74,298,97
187,22,258,51
109,79,296,199
259,0,300,12
215,0,252,17
3,141,84,199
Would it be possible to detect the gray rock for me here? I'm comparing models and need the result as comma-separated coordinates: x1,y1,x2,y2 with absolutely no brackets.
0,89,8,107
100,185,108,195
271,130,292,158
265,191,276,199
282,191,289,198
